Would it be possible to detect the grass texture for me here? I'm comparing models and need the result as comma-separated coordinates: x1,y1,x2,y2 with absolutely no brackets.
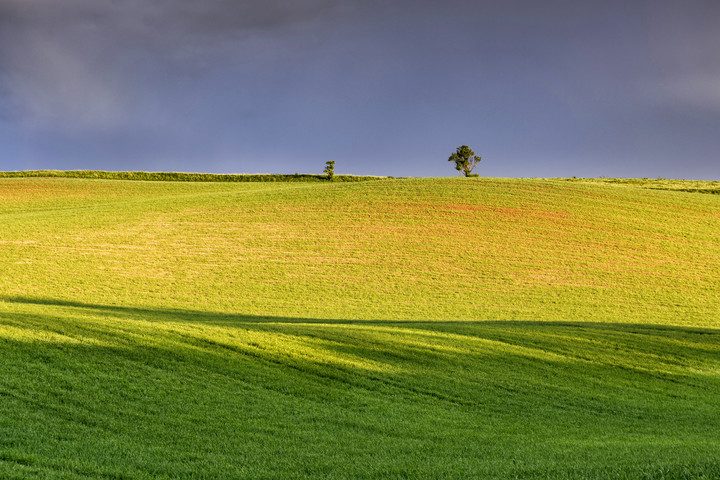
560,177,720,195
1,177,719,479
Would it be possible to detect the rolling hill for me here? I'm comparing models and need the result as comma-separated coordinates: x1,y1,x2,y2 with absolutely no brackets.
1,176,719,479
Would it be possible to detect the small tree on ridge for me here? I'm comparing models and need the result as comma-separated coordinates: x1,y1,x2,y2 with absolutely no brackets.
448,145,481,177
324,161,335,180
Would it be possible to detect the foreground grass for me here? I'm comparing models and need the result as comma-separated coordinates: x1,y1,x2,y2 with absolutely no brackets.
1,177,719,478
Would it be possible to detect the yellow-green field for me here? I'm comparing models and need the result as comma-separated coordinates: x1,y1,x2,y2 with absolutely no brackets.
1,177,719,479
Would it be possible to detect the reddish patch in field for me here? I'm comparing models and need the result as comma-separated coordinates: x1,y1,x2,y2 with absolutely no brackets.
0,178,107,202
442,204,570,220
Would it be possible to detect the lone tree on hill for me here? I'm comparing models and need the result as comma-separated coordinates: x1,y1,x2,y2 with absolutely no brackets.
324,161,335,180
448,145,481,177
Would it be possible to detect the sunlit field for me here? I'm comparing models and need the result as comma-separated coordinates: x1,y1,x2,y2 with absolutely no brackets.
1,176,719,479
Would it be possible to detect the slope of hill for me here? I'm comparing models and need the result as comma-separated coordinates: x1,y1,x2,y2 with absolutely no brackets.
1,177,718,479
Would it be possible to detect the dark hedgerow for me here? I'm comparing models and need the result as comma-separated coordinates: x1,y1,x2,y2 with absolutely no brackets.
0,170,387,183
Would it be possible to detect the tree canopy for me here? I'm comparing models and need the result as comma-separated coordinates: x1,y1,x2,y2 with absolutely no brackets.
448,145,481,177
324,161,335,180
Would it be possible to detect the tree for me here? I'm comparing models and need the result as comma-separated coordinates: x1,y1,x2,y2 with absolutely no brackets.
323,161,335,180
448,145,481,177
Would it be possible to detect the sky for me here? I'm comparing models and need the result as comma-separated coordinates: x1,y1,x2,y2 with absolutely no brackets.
0,0,718,179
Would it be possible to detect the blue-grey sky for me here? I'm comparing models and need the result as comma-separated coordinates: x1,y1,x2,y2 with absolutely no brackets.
0,0,718,178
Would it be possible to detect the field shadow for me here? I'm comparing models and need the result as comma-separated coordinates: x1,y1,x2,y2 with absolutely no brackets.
2,294,718,333
2,294,719,423
2,296,719,480
2,294,719,366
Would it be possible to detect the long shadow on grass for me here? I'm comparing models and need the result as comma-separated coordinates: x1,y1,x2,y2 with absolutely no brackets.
3,294,719,333
2,296,720,480
2,295,720,443
3,295,719,384
2,295,719,358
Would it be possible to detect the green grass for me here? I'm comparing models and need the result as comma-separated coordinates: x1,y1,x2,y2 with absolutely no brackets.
559,177,720,195
1,176,719,478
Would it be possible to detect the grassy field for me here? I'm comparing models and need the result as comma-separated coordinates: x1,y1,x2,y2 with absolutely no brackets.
1,176,719,479
559,177,720,195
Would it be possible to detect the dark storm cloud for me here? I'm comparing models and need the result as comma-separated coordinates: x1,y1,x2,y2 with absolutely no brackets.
0,0,342,128
642,1,720,112
0,0,718,178
0,0,341,36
